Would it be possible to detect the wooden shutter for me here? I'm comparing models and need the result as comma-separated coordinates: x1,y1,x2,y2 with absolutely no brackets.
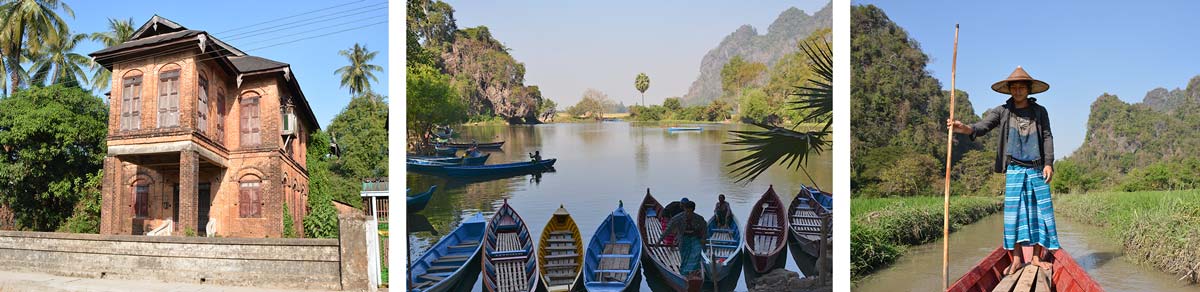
121,80,132,130
240,97,260,147
216,93,225,143
134,185,149,218
239,181,261,218
131,80,141,129
197,78,207,135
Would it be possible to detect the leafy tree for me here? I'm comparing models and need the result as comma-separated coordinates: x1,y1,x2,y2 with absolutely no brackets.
738,88,774,124
0,0,74,94
407,0,457,49
57,169,101,233
720,56,766,97
328,92,389,193
663,97,682,111
88,17,134,91
726,35,831,183
335,43,383,96
0,85,106,230
407,64,465,148
303,130,342,238
29,32,90,87
634,72,649,106
877,154,938,196
567,88,608,120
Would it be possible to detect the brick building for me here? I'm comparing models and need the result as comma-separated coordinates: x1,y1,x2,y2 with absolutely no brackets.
90,16,318,238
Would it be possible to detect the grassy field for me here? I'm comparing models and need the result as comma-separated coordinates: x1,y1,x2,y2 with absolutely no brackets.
1056,190,1200,283
851,195,1003,279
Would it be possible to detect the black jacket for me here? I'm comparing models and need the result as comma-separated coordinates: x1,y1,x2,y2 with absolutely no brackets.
966,98,1054,173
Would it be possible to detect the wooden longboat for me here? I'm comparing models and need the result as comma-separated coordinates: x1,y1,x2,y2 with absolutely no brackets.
407,185,437,212
745,185,788,273
704,202,744,285
636,190,690,291
441,141,505,149
537,205,584,292
482,199,539,292
409,213,486,292
583,201,642,291
787,186,831,258
440,159,557,177
949,247,1103,292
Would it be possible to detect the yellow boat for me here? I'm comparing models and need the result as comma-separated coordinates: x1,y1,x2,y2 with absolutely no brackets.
537,205,584,292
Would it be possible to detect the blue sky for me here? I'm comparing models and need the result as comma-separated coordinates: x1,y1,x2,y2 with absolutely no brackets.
854,0,1200,158
444,0,830,108
69,0,388,128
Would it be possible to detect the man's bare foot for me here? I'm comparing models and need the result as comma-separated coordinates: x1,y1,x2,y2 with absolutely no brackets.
1004,262,1022,275
1031,256,1053,270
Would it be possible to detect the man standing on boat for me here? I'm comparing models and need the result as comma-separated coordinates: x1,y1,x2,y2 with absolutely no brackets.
656,198,708,291
947,66,1060,274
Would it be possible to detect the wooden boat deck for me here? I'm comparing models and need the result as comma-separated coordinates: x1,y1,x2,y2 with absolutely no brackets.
496,258,530,292
596,242,633,282
751,206,783,255
497,232,522,252
992,265,1052,292
643,215,682,275
543,231,580,288
790,202,824,241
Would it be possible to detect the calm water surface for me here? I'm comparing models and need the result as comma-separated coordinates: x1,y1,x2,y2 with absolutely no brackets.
406,122,832,291
853,213,1200,292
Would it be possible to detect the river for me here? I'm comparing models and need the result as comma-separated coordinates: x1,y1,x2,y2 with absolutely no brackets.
406,121,832,291
853,213,1200,291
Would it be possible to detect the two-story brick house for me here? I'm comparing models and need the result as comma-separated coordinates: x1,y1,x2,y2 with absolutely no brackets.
90,16,318,238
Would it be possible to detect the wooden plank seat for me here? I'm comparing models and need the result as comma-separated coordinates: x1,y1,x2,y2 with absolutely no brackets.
545,245,577,251
419,274,446,281
427,265,459,272
432,255,470,264
545,253,579,259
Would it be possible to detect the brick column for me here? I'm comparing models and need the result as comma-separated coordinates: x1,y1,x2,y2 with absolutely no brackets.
100,156,118,235
337,213,370,291
178,150,199,235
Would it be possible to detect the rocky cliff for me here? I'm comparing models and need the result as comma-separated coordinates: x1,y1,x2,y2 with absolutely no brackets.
682,3,831,106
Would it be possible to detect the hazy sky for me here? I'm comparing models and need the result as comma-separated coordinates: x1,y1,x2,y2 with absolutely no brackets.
71,0,389,128
855,0,1200,158
445,0,830,108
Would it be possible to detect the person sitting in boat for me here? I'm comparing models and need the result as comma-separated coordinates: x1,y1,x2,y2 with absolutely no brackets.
714,194,732,228
464,145,480,158
656,198,708,288
528,151,542,162
947,66,1059,274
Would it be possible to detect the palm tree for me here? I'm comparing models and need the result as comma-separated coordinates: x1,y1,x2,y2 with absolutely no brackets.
634,72,649,106
335,43,382,97
0,0,74,94
726,38,832,183
29,32,88,87
88,17,133,91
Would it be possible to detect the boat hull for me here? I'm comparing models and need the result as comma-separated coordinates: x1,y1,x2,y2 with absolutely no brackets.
482,201,540,292
442,159,557,177
787,187,831,258
948,247,1104,292
409,213,486,292
407,186,437,212
441,141,505,149
583,203,643,292
537,206,584,292
704,210,744,285
746,186,788,274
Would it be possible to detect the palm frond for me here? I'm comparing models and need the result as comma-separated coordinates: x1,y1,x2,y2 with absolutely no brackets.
725,35,833,183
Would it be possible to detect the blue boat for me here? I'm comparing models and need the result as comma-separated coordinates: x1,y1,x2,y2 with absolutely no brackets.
583,200,642,291
409,213,486,292
787,186,832,259
704,202,744,286
408,153,491,166
804,185,833,211
483,199,539,292
407,185,437,212
440,159,557,177
435,146,457,156
666,127,702,132
407,159,456,173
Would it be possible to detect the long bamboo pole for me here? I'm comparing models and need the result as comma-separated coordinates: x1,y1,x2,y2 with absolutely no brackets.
942,23,960,291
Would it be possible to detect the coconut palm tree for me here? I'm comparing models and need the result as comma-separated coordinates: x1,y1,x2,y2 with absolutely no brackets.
726,38,832,183
29,32,88,87
0,0,75,94
88,17,133,91
335,43,382,97
634,72,649,106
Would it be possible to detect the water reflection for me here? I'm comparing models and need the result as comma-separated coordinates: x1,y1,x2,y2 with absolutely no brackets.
408,122,832,291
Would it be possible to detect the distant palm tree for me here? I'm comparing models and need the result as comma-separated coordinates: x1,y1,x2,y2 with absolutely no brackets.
634,72,649,106
88,17,134,91
335,43,382,97
29,32,88,87
0,0,75,94
726,38,832,183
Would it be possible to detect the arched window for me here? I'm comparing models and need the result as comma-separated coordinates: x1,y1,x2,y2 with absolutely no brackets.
158,65,182,127
197,72,209,135
132,179,150,218
240,93,261,147
120,70,143,131
239,175,262,218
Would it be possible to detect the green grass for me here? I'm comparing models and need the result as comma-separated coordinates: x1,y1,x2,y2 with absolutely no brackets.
851,195,1003,279
1056,190,1200,283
